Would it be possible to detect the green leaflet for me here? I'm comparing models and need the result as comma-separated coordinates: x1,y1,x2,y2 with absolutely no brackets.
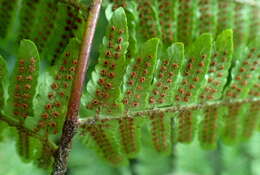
216,0,234,35
36,143,54,169
221,38,260,144
0,55,7,109
125,1,138,59
199,106,219,149
224,40,259,100
149,43,184,107
198,0,216,35
200,29,233,102
233,2,249,48
198,29,233,149
16,130,42,163
39,2,85,64
248,4,260,42
174,33,213,104
122,38,160,111
28,38,80,135
0,0,19,39
81,120,126,165
84,7,129,117
177,0,196,45
17,0,85,63
148,112,171,153
117,117,141,157
240,102,260,141
26,0,59,52
17,0,50,43
240,39,260,141
157,0,177,44
136,0,161,40
7,40,40,121
174,33,213,143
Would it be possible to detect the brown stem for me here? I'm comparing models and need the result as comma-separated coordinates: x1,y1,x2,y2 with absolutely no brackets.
52,0,102,174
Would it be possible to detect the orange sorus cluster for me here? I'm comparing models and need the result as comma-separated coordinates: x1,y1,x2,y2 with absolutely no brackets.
198,0,213,34
87,25,126,114
50,4,83,63
199,107,218,146
217,1,233,33
118,117,138,155
112,0,127,10
32,1,58,52
225,48,259,99
0,0,17,37
248,75,260,97
35,53,78,135
158,0,175,43
222,103,241,142
137,0,160,39
13,58,37,119
200,51,228,101
149,60,179,105
175,55,207,103
241,101,260,139
177,0,194,44
150,112,169,152
122,55,154,109
249,5,260,41
233,3,247,46
177,110,194,143
18,0,41,41
85,122,123,164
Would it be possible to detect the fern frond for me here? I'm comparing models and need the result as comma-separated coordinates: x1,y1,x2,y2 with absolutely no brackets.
118,117,141,157
17,0,47,42
81,120,125,164
16,130,42,162
84,7,129,116
122,38,160,111
177,0,196,45
198,0,216,35
17,0,85,64
198,29,233,149
6,39,40,121
248,3,260,41
149,43,184,107
157,0,177,44
30,38,80,135
39,2,85,64
221,38,260,144
149,112,171,153
174,33,213,104
171,33,213,143
233,1,249,48
136,0,161,40
216,0,234,35
0,0,19,39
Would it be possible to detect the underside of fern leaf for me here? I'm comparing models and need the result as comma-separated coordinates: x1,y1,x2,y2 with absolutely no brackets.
84,7,129,117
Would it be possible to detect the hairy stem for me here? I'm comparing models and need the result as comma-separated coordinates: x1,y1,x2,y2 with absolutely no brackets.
52,0,102,174
80,97,260,125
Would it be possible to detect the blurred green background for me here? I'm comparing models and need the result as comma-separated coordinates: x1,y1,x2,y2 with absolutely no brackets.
1,131,260,175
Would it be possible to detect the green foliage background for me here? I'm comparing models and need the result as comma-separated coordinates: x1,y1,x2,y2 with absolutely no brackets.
2,133,260,175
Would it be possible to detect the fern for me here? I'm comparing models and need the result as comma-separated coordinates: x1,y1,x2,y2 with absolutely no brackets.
0,0,259,174
198,29,233,149
83,7,129,116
